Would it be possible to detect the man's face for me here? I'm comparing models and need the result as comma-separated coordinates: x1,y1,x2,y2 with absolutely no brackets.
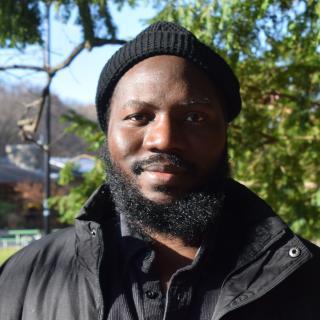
107,55,227,204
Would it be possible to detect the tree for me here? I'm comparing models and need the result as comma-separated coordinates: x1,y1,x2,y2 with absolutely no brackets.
150,0,320,238
0,0,133,48
49,110,105,223
1,1,319,239
0,0,131,139
0,86,89,157
0,87,26,155
0,0,133,226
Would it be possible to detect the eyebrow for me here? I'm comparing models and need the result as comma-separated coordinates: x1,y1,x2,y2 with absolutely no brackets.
179,97,212,106
120,100,153,109
120,98,213,109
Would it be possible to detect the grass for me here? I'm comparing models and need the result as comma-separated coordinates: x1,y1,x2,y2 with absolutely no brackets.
0,247,20,266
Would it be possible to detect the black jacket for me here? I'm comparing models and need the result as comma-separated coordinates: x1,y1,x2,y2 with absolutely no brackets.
1,179,319,319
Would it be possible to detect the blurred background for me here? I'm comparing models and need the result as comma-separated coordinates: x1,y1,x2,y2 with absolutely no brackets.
0,0,319,264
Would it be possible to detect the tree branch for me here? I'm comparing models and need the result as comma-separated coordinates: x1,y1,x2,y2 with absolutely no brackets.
247,85,320,109
267,90,320,108
33,77,52,133
90,37,126,47
10,37,127,140
18,76,52,138
0,64,45,72
49,38,126,76
231,124,278,145
49,42,86,76
1,38,126,76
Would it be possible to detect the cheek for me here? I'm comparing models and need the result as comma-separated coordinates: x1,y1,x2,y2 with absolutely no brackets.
188,127,226,169
107,125,143,166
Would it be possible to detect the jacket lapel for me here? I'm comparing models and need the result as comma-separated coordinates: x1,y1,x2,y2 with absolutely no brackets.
212,180,313,319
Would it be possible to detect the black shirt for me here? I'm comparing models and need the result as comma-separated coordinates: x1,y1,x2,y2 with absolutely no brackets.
100,214,230,320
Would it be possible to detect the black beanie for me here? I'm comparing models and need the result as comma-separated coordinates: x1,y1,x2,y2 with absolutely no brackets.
96,21,241,131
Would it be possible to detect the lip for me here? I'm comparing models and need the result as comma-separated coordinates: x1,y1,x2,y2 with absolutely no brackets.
142,163,187,174
142,171,184,185
141,164,187,184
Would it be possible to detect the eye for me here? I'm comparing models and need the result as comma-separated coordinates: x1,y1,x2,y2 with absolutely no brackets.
124,113,152,124
185,112,206,123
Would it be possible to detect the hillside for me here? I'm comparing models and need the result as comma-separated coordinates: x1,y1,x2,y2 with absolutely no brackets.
0,85,97,157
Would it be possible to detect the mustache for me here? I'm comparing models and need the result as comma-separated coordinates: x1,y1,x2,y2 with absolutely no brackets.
131,153,196,175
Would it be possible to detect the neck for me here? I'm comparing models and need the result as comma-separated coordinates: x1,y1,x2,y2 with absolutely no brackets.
150,233,200,292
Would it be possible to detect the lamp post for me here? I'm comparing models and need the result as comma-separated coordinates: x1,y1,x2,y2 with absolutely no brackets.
43,2,51,235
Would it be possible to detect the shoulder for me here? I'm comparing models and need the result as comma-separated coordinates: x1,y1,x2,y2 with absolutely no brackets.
0,227,76,280
265,239,320,319
0,227,78,319
225,179,273,211
299,237,320,270
265,237,320,307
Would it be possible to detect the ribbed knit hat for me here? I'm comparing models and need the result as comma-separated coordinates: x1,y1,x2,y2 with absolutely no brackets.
96,21,241,131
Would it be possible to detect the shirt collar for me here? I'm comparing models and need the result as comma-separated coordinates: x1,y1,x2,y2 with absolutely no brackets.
119,212,220,275
119,213,152,272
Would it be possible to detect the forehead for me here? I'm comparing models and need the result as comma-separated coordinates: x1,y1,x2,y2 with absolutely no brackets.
110,55,221,106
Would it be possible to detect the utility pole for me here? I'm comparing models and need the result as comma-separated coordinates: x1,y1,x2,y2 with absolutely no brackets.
43,2,51,235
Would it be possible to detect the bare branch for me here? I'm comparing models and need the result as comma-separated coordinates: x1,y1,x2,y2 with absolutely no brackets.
18,76,52,137
49,37,126,76
0,64,45,72
24,98,43,109
11,37,127,139
33,77,52,133
90,37,126,47
19,129,46,151
1,38,126,76
49,42,86,76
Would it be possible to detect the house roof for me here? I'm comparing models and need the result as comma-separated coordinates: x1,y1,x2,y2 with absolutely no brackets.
0,157,43,183
0,154,96,184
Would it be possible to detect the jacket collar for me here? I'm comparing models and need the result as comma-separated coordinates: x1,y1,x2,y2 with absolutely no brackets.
74,184,116,274
211,180,313,319
219,179,288,269
73,179,313,303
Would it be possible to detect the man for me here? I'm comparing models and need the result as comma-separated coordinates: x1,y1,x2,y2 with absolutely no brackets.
0,21,319,320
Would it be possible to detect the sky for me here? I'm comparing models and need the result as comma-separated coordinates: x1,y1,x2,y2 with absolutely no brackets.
0,3,156,106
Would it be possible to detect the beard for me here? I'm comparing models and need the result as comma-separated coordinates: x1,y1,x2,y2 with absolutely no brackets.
103,147,230,246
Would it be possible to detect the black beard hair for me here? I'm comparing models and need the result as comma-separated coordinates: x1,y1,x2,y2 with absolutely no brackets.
103,147,230,246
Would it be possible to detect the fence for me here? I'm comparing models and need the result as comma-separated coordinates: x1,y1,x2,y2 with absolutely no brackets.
0,229,41,249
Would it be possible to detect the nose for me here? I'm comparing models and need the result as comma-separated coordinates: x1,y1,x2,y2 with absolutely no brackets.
143,115,185,153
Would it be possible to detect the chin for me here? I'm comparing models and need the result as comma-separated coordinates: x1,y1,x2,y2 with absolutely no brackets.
142,188,183,204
